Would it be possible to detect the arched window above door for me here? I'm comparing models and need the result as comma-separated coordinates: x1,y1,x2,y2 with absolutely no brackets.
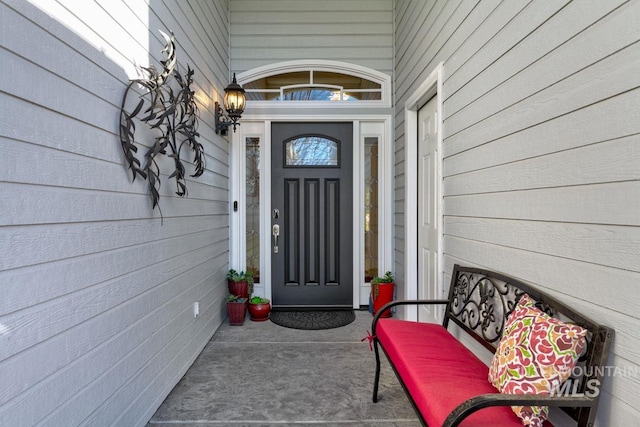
236,60,391,106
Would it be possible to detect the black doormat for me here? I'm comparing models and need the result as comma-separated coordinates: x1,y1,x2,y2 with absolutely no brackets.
270,310,355,330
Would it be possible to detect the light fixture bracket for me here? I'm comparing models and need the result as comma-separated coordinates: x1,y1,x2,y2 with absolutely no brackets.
215,102,236,136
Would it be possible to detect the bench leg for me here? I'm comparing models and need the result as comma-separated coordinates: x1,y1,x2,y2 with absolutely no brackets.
373,338,381,403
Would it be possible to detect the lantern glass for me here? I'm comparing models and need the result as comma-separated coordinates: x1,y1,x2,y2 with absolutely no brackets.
224,89,245,114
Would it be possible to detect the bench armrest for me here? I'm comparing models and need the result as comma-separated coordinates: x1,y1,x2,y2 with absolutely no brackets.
371,299,449,333
443,393,596,427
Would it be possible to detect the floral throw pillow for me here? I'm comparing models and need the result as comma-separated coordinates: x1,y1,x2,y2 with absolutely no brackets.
488,294,588,427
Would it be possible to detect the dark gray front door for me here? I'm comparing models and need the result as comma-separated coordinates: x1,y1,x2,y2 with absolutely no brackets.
271,122,353,308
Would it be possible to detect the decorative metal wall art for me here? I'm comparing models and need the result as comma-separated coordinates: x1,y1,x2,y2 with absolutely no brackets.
119,31,204,216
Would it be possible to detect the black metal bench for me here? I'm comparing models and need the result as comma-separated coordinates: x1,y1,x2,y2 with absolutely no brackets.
371,264,614,427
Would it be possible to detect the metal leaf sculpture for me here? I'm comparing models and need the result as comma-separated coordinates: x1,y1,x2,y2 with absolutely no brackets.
119,30,204,217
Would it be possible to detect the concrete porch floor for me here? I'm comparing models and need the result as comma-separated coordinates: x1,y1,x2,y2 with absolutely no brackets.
147,310,421,426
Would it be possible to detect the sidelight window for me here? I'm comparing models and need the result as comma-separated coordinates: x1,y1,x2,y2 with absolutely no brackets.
364,137,379,282
246,137,260,283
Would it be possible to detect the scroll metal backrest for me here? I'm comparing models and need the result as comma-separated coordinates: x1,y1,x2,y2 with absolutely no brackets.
445,268,524,352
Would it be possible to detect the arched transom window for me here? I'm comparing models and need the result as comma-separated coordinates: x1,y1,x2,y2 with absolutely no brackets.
237,61,390,105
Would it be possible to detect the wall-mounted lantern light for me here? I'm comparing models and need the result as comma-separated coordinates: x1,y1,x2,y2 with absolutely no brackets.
215,73,246,135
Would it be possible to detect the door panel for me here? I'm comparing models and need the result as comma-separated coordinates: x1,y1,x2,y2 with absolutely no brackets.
271,122,353,308
418,97,440,322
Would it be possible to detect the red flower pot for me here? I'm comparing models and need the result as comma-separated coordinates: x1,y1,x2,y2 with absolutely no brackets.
228,280,250,299
227,300,247,325
372,282,395,318
248,301,271,321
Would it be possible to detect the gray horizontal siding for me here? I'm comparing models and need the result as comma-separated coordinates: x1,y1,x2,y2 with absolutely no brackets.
395,0,640,425
230,0,394,76
0,0,231,425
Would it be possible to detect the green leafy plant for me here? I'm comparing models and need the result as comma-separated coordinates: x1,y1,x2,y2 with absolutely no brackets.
249,296,269,304
227,269,254,296
227,269,254,284
371,271,393,285
227,294,247,303
371,271,394,299
119,30,204,218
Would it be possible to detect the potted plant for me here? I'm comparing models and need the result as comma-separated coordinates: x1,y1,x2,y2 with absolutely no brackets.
226,294,248,326
371,271,395,318
248,296,271,321
227,269,253,299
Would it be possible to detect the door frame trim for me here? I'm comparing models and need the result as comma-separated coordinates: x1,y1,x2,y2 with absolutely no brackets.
231,115,393,309
404,63,444,321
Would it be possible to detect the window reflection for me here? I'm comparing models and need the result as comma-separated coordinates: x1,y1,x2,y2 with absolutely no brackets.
279,88,355,101
364,137,379,282
243,70,383,102
246,137,260,283
285,136,339,166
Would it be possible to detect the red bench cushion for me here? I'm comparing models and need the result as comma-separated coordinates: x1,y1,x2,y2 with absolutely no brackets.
376,319,553,427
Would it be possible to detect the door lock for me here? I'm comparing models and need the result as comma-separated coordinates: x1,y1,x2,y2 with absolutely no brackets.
272,224,280,253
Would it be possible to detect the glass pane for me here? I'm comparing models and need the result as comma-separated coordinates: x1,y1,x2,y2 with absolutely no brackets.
243,71,310,90
364,137,379,282
285,136,339,166
343,91,382,101
246,137,260,283
313,71,381,90
279,87,340,101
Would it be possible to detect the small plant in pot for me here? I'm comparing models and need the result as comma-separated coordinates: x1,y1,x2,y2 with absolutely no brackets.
371,271,395,318
227,269,253,299
226,294,248,326
248,296,271,322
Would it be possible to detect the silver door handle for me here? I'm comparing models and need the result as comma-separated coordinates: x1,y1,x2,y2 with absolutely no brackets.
272,224,280,253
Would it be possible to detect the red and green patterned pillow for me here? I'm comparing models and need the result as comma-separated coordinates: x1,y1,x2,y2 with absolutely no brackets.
488,294,588,427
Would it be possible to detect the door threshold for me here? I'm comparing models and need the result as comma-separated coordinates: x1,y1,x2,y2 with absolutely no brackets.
271,305,353,312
